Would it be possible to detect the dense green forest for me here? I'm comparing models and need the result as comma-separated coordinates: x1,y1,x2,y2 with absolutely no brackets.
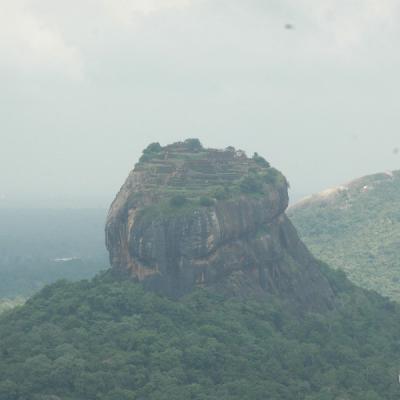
289,170,400,301
0,268,399,400
0,209,108,299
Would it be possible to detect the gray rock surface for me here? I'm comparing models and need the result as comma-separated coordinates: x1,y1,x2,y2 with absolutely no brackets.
106,140,335,310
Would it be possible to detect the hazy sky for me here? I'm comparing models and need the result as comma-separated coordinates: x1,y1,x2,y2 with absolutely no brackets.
1,0,400,208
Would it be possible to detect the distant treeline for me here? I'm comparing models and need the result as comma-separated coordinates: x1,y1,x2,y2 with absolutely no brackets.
0,208,108,298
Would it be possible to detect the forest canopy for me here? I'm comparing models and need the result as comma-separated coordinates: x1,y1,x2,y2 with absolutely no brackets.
0,270,399,400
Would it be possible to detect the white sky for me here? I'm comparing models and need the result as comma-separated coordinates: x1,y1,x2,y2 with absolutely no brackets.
1,0,400,207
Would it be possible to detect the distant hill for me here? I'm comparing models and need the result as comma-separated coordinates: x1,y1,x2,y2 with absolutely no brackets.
288,170,400,301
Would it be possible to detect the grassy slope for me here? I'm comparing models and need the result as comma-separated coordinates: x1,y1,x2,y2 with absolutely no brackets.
288,170,400,301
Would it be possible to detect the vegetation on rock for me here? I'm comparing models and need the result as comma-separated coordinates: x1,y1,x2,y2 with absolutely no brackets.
169,194,188,208
134,139,278,210
252,152,270,167
198,196,214,207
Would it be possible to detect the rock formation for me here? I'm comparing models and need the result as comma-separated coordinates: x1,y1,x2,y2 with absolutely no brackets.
106,139,335,310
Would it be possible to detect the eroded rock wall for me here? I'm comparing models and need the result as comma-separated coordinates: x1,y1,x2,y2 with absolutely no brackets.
105,141,335,310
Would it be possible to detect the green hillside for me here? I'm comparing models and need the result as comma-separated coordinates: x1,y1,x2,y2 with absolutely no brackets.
288,170,400,301
1,270,400,400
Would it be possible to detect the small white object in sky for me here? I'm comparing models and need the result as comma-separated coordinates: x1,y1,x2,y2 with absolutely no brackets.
53,257,80,263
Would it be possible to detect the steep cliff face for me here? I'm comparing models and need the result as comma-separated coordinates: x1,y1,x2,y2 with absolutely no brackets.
106,140,335,310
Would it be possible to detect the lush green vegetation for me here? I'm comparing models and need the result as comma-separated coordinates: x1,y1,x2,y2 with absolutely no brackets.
139,142,164,162
252,152,270,167
0,208,108,299
139,139,203,163
184,138,203,151
0,269,400,399
198,196,215,207
137,168,286,222
169,194,188,207
134,140,285,221
289,171,400,301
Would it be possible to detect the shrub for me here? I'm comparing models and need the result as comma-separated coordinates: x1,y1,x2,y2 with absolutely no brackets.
240,175,263,193
143,142,162,154
252,152,270,167
169,195,187,207
263,168,284,185
184,138,203,151
199,196,214,207
140,142,163,163
213,186,231,200
139,153,151,162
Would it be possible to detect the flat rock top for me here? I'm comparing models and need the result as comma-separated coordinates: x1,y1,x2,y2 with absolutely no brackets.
109,139,287,217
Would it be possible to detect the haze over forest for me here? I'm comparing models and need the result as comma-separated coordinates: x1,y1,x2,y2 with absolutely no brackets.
4,3,400,399
2,0,400,208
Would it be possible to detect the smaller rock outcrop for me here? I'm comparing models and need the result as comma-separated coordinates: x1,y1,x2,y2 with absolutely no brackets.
106,139,335,310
